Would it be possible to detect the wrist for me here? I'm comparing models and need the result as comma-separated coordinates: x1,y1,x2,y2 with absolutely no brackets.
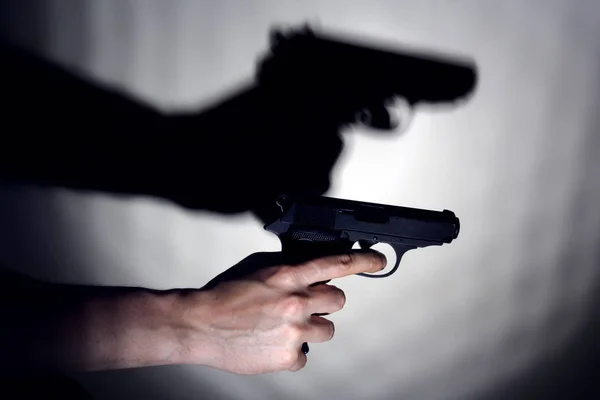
166,289,219,367
124,290,189,367
75,288,192,371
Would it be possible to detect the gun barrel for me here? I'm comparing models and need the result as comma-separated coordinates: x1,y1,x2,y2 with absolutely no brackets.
302,30,476,102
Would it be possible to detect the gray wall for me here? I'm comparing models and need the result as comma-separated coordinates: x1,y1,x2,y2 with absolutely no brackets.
1,1,599,399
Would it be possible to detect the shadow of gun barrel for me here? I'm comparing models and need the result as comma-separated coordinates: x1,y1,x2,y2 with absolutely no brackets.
257,26,478,110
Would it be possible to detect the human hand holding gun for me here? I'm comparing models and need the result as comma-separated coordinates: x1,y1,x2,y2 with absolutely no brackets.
198,195,460,372
180,25,475,372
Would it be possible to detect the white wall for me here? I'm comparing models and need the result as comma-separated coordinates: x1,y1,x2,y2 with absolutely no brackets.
1,1,599,399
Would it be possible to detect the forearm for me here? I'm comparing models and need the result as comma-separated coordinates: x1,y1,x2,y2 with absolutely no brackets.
1,268,209,375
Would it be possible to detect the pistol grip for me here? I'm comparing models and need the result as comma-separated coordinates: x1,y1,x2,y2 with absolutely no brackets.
279,235,354,266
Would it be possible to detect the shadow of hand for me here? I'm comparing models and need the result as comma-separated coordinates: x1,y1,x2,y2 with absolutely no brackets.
157,85,344,218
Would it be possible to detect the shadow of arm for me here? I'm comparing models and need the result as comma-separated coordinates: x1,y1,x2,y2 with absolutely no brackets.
0,42,173,197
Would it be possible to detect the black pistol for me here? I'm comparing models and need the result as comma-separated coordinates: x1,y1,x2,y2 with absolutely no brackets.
264,195,460,278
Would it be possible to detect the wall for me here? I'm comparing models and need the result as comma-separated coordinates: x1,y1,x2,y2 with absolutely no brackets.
1,1,599,399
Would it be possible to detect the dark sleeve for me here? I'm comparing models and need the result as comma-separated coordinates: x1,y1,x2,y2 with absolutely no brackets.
0,41,174,197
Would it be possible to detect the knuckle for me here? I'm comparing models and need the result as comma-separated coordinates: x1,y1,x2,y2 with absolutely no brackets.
337,253,355,269
280,296,306,317
282,323,304,342
270,265,297,287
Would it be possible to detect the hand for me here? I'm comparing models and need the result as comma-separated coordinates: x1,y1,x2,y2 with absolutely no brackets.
177,250,385,374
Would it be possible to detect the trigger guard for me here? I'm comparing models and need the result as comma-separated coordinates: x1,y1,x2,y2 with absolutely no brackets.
392,98,414,134
355,99,414,133
356,257,401,278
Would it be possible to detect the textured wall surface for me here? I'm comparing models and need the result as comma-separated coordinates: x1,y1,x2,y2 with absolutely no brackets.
1,1,599,399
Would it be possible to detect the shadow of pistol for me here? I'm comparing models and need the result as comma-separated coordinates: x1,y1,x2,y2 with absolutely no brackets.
257,25,478,132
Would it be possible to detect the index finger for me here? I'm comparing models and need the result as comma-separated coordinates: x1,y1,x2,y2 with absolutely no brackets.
295,250,386,286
